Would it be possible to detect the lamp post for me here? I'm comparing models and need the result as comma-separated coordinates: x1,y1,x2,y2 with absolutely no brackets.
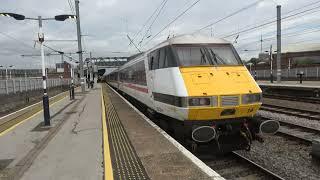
0,12,76,126
75,0,85,93
269,45,274,83
66,56,76,100
0,65,4,79
0,66,2,79
85,60,90,88
9,65,14,79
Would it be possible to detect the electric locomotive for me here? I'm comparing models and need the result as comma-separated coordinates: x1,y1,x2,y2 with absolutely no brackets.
105,34,279,152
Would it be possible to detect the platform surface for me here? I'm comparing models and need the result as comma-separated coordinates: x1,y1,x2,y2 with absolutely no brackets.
21,88,103,180
0,87,103,180
0,84,223,180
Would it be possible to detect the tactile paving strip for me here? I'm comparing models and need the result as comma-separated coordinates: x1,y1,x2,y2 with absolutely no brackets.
103,90,149,180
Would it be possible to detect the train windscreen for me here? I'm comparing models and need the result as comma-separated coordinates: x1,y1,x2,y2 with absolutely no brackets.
174,44,242,66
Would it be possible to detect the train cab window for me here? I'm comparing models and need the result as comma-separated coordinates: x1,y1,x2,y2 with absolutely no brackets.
175,46,211,66
174,44,242,66
166,47,177,67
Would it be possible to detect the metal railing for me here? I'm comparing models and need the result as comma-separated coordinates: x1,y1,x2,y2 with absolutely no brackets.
251,67,320,80
0,78,78,95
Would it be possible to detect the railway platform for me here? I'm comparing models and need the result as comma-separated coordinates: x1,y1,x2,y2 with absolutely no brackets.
0,83,223,180
257,80,320,89
257,80,320,99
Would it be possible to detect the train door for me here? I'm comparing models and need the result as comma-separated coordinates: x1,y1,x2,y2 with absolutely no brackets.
146,50,159,110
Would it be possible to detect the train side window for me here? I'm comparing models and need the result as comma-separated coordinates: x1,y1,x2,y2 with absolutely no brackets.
159,48,166,69
149,50,159,70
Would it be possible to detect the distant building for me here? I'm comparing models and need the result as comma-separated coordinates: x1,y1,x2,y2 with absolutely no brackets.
255,43,320,70
56,62,72,78
56,63,64,73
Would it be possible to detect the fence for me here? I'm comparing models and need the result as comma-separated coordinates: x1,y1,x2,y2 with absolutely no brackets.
0,78,77,95
251,67,320,80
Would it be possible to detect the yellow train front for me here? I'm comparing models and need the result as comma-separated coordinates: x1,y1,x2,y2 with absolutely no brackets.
106,34,279,153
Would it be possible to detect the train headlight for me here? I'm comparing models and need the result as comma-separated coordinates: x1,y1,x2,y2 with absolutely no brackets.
242,93,262,104
188,97,211,106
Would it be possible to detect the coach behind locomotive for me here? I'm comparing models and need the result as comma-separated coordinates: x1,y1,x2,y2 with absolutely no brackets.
106,34,279,152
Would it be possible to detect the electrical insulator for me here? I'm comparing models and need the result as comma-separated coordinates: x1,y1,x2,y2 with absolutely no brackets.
38,33,44,42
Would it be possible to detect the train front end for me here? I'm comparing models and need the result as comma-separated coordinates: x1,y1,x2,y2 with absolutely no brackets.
165,37,279,152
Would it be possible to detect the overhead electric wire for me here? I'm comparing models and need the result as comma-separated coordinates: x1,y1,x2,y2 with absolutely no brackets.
239,36,320,54
0,31,38,52
143,0,202,47
236,26,320,50
131,0,168,42
234,16,320,46
139,0,168,45
235,17,320,43
67,0,76,14
286,37,320,45
224,0,320,37
232,8,320,41
193,0,265,34
221,4,320,39
40,43,79,63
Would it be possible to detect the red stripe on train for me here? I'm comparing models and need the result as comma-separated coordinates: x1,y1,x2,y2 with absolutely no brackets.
124,83,148,93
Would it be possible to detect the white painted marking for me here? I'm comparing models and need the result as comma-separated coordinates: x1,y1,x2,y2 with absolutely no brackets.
107,84,225,180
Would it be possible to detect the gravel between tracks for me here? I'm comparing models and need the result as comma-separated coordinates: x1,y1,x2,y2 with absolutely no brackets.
235,110,320,180
237,135,320,180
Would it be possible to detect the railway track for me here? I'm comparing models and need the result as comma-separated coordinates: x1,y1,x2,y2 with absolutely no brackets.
261,116,320,144
263,94,320,104
260,104,320,120
199,152,284,180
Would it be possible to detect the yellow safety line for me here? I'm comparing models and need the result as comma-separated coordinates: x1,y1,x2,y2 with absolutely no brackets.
101,89,114,180
0,93,68,137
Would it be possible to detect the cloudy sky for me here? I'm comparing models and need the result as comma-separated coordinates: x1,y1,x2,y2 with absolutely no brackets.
1,0,320,68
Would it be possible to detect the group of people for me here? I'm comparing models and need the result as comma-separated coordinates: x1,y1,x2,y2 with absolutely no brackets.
86,74,95,89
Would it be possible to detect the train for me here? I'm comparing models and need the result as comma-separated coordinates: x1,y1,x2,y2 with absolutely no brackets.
104,34,279,153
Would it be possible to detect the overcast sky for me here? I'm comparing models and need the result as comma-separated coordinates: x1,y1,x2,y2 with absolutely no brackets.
1,0,320,68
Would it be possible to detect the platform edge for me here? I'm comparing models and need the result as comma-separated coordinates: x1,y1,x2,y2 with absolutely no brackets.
107,84,225,180
101,89,114,180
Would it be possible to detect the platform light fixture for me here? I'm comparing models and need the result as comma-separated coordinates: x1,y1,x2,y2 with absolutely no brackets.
54,15,76,21
0,12,76,126
0,13,25,20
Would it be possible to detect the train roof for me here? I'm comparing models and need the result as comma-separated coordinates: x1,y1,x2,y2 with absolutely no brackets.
107,34,232,72
150,34,230,52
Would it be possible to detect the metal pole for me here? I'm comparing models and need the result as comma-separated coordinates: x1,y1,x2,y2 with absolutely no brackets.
90,52,93,81
38,16,51,126
61,53,64,64
260,35,263,53
75,0,85,92
276,5,282,83
86,61,89,88
5,68,8,80
69,57,75,100
270,45,273,83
